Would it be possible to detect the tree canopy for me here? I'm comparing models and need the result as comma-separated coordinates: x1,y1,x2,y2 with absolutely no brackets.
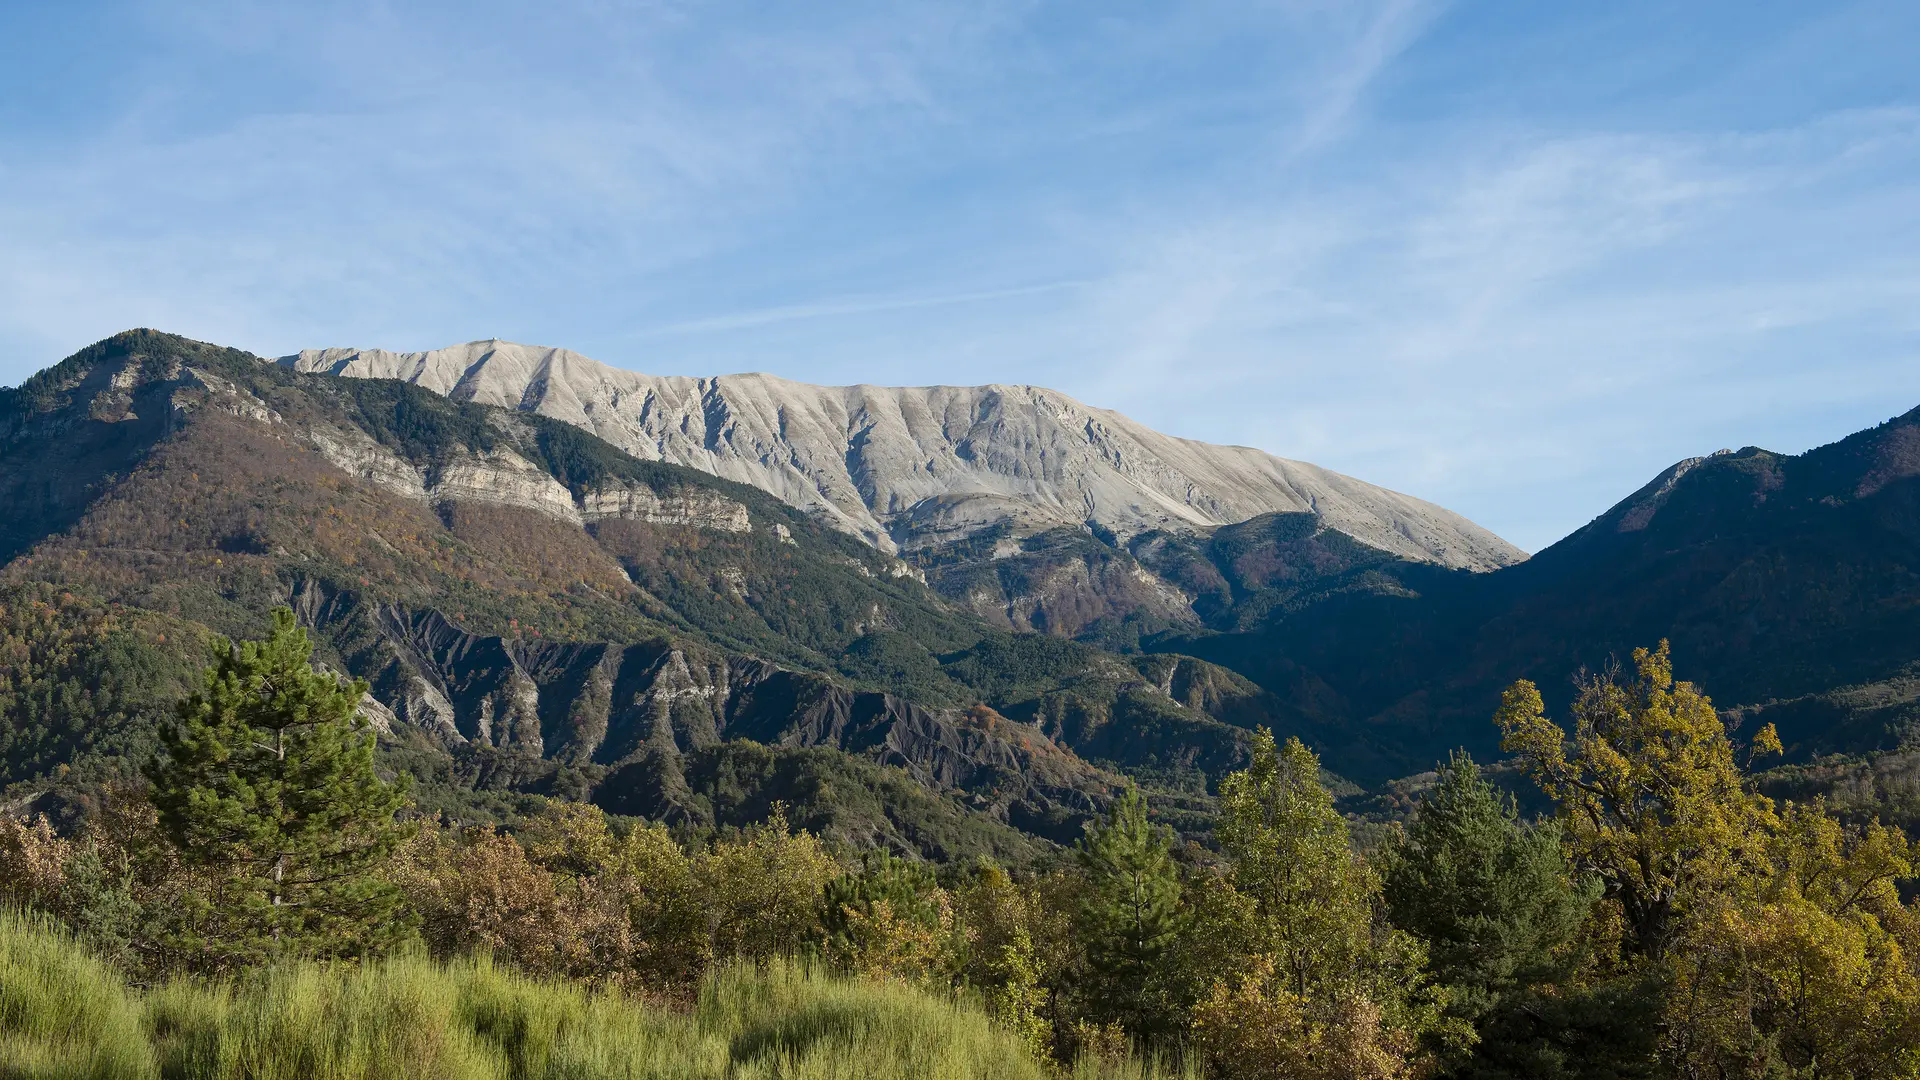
1496,641,1778,958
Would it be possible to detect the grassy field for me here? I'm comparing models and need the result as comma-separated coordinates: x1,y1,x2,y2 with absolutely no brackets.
0,910,1192,1080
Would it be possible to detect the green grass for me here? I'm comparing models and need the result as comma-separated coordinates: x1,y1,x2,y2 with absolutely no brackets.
0,911,1192,1080
698,962,1045,1080
140,955,711,1080
0,909,154,1080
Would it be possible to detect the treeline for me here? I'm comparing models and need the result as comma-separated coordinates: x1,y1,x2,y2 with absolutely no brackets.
4,615,1920,1079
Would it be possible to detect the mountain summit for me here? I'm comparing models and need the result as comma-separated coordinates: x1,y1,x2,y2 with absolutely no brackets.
282,340,1525,569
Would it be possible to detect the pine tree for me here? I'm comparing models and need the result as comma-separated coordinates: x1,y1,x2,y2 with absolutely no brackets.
1384,752,1598,1019
1382,752,1612,1076
820,848,950,981
145,608,411,965
822,848,943,945
1074,786,1183,1035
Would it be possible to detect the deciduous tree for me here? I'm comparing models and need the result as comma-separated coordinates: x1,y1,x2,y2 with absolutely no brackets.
1663,802,1920,1078
1495,641,1777,959
954,861,1053,1062
1192,728,1460,1079
698,804,839,965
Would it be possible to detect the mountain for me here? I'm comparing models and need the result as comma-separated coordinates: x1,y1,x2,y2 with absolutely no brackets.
13,328,1918,844
282,341,1525,571
1,330,1326,853
1160,405,1920,783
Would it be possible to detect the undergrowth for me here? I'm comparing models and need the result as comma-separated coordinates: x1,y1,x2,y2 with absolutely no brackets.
0,910,1191,1080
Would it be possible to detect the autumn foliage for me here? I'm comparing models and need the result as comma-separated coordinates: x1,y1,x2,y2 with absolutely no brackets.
9,628,1920,1079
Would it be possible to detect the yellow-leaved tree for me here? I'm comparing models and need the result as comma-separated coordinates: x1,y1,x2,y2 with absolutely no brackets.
1495,640,1778,959
1665,802,1920,1078
1497,640,1920,1079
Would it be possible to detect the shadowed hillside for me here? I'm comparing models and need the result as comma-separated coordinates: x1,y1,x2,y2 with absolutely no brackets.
1156,406,1920,782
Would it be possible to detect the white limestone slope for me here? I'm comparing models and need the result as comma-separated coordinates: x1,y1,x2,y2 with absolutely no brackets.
281,340,1526,569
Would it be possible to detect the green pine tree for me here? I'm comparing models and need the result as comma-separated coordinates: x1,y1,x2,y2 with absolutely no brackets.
1382,752,1601,1071
1074,785,1184,1036
145,609,412,966
820,848,943,947
1384,752,1597,1013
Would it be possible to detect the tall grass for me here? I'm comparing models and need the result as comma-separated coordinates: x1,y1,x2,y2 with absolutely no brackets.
0,909,154,1080
701,960,1045,1080
140,953,723,1080
0,912,1195,1080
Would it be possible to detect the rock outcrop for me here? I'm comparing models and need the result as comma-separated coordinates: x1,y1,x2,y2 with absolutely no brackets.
303,416,754,533
282,341,1526,569
294,591,1118,831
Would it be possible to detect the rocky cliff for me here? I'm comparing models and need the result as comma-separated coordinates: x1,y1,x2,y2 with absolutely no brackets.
282,341,1525,570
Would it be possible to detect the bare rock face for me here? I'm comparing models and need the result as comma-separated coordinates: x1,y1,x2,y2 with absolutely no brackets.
578,485,751,532
301,595,1117,831
283,341,1526,569
300,417,753,533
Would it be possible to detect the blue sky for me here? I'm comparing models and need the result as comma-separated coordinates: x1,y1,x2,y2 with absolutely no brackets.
2,1,1916,552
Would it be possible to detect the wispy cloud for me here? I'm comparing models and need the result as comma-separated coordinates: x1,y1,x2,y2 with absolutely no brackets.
1290,0,1444,152
625,281,1087,340
1,2,1915,551
1055,107,1920,549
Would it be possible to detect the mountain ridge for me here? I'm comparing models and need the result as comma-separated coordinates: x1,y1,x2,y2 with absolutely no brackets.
282,339,1526,571
1158,399,1920,781
13,328,1920,831
1,330,1336,853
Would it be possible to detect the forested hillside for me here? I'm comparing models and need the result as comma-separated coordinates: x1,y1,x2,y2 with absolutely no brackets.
9,616,1919,1078
1138,409,1920,787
